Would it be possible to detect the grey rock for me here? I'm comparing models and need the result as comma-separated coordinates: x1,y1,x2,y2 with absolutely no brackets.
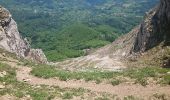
0,6,47,64
0,84,5,89
26,49,48,64
133,0,170,53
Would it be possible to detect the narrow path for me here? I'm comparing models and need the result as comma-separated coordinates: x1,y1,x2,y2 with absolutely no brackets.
0,55,170,99
16,66,170,99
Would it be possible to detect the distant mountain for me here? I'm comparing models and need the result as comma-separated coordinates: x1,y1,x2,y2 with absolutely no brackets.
0,0,159,61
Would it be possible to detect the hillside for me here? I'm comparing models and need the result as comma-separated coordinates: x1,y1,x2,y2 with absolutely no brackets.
0,0,159,61
0,48,170,100
51,0,170,71
0,0,170,100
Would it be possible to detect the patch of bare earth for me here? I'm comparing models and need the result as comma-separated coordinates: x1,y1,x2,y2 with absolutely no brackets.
0,94,17,100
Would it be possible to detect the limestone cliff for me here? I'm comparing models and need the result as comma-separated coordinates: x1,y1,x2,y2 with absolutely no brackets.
131,0,170,67
133,0,170,52
0,6,47,64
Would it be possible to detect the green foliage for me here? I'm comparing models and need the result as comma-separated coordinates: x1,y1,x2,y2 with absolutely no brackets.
153,93,168,100
123,67,157,86
95,97,110,100
0,63,16,84
84,40,110,48
162,75,170,85
33,23,115,61
123,67,157,79
45,49,84,61
123,67,170,86
124,96,136,100
110,79,121,86
31,64,120,82
62,92,73,99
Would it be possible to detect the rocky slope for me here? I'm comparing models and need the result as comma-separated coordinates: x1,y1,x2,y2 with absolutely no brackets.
131,0,170,67
0,5,47,64
133,0,170,53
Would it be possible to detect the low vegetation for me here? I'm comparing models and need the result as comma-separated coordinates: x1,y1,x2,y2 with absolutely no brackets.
31,64,170,86
153,93,169,100
0,62,86,100
123,95,136,100
31,64,120,82
110,79,121,86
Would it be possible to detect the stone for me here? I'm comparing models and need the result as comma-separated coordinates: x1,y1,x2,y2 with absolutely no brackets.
26,49,48,64
0,74,4,77
25,95,31,98
133,0,170,52
0,84,5,89
23,78,31,82
0,5,48,64
2,71,7,75
162,58,170,68
2,53,6,56
0,71,7,77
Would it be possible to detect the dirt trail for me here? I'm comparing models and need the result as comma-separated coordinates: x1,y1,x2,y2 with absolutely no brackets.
1,56,170,99
15,66,170,99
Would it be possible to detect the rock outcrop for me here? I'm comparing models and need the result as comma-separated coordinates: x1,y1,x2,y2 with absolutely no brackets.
131,0,170,67
133,0,170,52
0,5,47,64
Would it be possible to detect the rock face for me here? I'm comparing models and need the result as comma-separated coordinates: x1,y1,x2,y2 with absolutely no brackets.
26,49,47,64
130,0,170,68
133,0,170,52
0,6,47,64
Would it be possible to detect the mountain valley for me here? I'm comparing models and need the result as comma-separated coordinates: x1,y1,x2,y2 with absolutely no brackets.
0,0,159,61
0,0,170,100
